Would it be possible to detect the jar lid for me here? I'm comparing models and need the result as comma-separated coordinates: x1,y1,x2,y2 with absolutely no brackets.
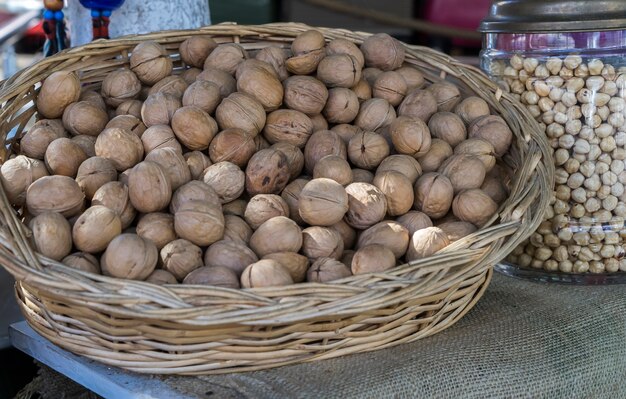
479,0,626,33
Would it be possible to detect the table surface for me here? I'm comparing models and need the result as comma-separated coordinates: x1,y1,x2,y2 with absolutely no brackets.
10,272,626,399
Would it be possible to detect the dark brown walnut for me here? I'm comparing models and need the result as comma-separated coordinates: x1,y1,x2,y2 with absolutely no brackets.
376,154,422,184
75,157,117,199
101,234,158,280
36,71,81,118
106,113,146,138
215,92,266,135
72,205,122,253
344,182,387,229
330,124,362,144
480,174,508,204
180,67,202,84
285,30,326,75
299,178,349,226
182,80,221,114
323,88,360,124
454,96,490,125
203,161,246,203
62,101,108,136
467,115,513,157
360,33,405,71
283,76,328,115
160,239,203,281
389,116,431,158
351,79,372,103
204,43,248,75
428,112,467,148
396,66,425,91
406,227,450,261
249,216,302,258
244,194,290,230
347,131,390,170
136,212,176,250
101,69,142,107
236,61,283,111
416,139,453,173
179,35,217,68
20,119,67,160
326,38,364,68
302,226,344,260
330,219,357,250
303,130,347,174
454,138,497,172
438,221,477,242
438,154,486,194
146,269,177,285
372,171,414,216
30,212,72,261
130,41,173,85
141,124,182,154
398,89,438,122
183,266,240,288
356,221,410,258
281,178,310,225
245,149,290,196
452,188,498,227
148,75,188,98
170,106,218,150
351,244,396,275
116,99,143,119
174,200,225,246
204,239,258,276
44,137,87,177
307,257,351,283
255,46,290,81
208,128,256,168
95,127,144,171
362,67,382,86
223,214,253,244
26,175,84,217
170,180,220,214
128,161,172,213
141,92,181,127
413,172,454,219
79,90,107,112
222,199,247,218
184,151,212,180
396,210,433,236
196,67,237,98
71,135,96,158
264,252,309,283
62,252,100,274
240,259,294,288
145,147,192,191
92,181,136,229
313,155,353,186
263,109,314,148
317,54,362,88
427,81,462,112
271,142,305,180
351,168,374,184
354,98,396,131
373,71,407,106
0,155,48,206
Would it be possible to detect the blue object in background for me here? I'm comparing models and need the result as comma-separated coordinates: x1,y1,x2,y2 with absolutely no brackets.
78,0,126,11
78,0,126,40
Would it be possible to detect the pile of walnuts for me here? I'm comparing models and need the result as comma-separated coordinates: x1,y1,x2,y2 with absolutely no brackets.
1,30,514,288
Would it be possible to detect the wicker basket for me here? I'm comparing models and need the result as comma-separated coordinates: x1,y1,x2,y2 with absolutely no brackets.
0,23,553,375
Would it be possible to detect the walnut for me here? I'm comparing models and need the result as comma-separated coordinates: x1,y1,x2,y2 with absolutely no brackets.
130,41,173,85
128,161,171,213
136,212,176,250
438,154,487,194
182,80,221,114
20,119,67,160
452,189,498,227
174,200,225,246
351,244,396,274
30,212,72,261
208,128,256,168
62,101,108,136
413,172,454,219
264,252,309,283
354,98,396,131
72,205,122,253
26,175,84,217
263,109,313,148
357,221,409,258
196,67,237,98
454,96,490,125
249,216,302,257
426,81,461,112
307,257,352,283
145,147,192,191
240,259,294,288
304,130,347,174
389,116,431,157
373,71,407,106
204,43,248,75
396,211,433,236
302,226,344,260
183,266,239,288
406,227,450,261
360,33,405,71
245,149,290,196
323,88,360,124
203,162,245,203
244,194,290,230
344,182,387,229
313,155,353,186
215,92,266,135
299,178,349,226
1,156,48,205
36,71,81,118
101,69,142,107
101,234,158,280
141,125,182,155
398,89,438,122
317,54,362,88
179,35,217,68
427,112,467,148
160,239,203,281
170,106,218,150
92,181,136,229
372,170,414,216
283,76,329,115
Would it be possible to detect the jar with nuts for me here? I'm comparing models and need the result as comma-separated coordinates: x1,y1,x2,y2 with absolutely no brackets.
480,2,626,282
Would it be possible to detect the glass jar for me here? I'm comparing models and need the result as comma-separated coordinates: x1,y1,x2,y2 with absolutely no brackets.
479,0,626,284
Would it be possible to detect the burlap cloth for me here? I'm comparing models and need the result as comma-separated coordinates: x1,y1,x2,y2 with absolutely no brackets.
161,273,626,398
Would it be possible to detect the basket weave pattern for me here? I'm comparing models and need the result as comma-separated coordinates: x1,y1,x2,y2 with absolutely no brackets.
0,23,554,374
